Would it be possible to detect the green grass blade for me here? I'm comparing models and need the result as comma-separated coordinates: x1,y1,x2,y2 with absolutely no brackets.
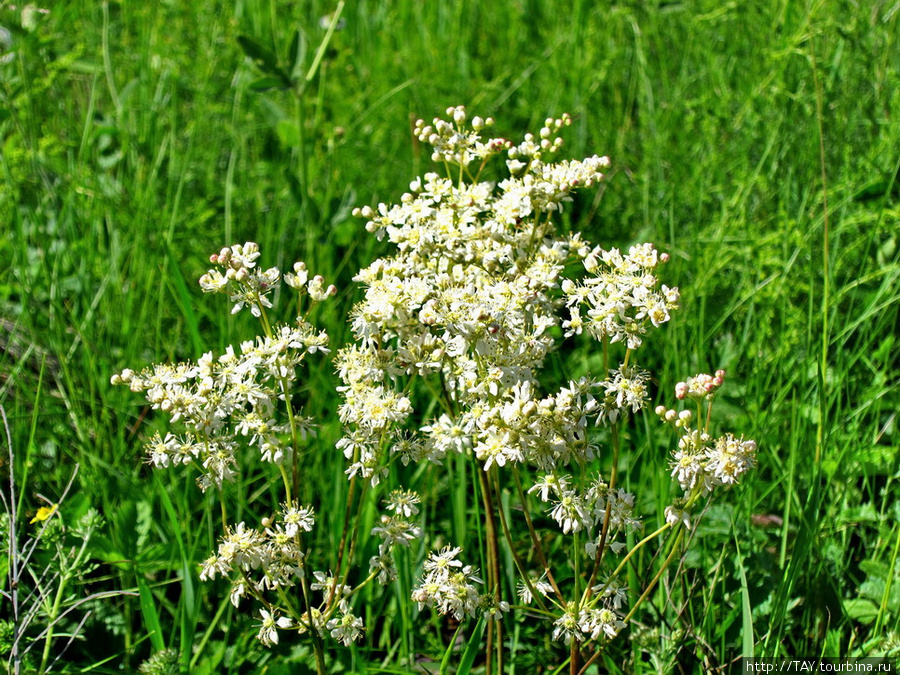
154,473,197,671
734,535,754,659
163,241,204,359
457,616,485,675
135,568,166,654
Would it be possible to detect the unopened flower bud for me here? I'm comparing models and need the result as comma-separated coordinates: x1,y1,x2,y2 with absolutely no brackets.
235,267,249,282
655,405,667,417
675,382,687,400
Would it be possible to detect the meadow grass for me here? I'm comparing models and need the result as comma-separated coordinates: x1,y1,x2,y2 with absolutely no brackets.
1,0,899,672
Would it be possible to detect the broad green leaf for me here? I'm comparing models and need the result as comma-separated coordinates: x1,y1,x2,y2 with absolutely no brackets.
844,598,879,624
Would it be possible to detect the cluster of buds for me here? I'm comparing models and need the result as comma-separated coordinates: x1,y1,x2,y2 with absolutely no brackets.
413,106,510,168
655,372,758,501
675,369,726,401
506,113,571,174
199,242,336,316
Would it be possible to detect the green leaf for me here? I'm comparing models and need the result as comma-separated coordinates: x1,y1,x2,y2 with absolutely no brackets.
844,598,879,624
136,569,166,653
236,34,291,87
236,34,279,73
248,76,287,91
734,536,755,658
163,240,203,358
458,616,485,675
276,119,300,148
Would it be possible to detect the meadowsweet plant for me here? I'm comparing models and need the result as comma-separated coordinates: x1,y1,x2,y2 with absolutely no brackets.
114,108,757,674
112,245,338,670
338,106,757,672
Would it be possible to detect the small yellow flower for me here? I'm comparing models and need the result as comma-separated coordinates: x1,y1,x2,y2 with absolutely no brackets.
30,504,58,524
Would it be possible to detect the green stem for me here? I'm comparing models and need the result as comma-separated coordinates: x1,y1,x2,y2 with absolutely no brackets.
511,466,566,603
477,467,502,675
585,422,622,596
622,528,684,624
491,471,550,613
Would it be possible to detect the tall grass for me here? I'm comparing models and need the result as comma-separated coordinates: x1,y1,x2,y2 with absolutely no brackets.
1,0,898,671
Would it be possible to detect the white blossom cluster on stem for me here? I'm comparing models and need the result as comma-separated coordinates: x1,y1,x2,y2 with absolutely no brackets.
112,244,359,653
337,107,756,656
113,108,759,666
656,370,758,527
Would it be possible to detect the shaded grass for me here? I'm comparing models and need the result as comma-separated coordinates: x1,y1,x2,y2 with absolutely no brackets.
1,0,899,671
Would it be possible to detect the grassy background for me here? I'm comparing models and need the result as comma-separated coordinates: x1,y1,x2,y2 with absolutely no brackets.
1,0,899,672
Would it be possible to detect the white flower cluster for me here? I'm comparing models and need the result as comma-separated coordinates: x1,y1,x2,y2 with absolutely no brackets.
552,600,626,646
562,243,679,349
113,244,345,649
114,111,759,659
528,473,640,556
199,242,336,316
411,546,487,621
111,244,331,491
338,109,675,491
369,489,422,585
336,109,687,648
656,371,758,524
200,503,314,605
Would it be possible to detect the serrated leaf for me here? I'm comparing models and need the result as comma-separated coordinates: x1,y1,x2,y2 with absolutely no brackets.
860,559,891,579
844,597,879,624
